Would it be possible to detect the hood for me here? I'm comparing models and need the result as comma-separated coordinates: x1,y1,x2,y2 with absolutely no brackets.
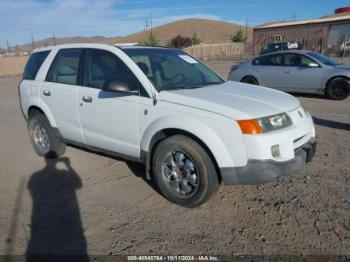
334,63,350,70
159,81,300,120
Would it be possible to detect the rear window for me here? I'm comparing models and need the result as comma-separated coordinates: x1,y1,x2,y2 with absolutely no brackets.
23,51,50,80
253,54,283,66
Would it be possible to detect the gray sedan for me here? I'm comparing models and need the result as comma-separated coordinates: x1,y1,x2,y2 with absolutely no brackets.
228,50,350,100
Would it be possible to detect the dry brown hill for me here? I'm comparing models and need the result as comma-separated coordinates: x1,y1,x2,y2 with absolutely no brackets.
18,36,112,52
17,18,252,51
112,18,252,44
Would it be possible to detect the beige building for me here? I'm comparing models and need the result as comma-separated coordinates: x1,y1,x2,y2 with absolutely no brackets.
254,10,350,56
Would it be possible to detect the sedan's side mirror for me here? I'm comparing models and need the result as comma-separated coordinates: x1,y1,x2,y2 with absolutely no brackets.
102,80,139,95
307,62,319,68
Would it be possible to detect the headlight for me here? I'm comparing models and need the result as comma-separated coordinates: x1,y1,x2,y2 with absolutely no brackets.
257,113,292,132
237,113,292,134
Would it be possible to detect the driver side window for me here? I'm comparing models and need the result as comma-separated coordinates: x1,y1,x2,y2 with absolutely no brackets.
84,49,139,91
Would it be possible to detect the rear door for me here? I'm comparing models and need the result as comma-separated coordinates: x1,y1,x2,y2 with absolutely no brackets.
282,53,323,92
252,53,285,89
41,49,84,143
78,48,140,158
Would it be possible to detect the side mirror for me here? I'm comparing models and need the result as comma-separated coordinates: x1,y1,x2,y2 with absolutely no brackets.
102,80,139,95
307,62,319,68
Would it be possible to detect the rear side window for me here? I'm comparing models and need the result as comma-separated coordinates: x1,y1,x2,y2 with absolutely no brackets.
22,51,50,80
253,54,283,66
46,49,81,85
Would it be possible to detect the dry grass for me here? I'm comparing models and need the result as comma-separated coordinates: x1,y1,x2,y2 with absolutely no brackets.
17,19,252,52
108,18,253,44
0,56,28,77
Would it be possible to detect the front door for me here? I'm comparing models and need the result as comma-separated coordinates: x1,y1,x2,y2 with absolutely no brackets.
282,53,323,92
78,49,140,158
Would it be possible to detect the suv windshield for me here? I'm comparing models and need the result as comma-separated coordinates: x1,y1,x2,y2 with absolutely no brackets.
122,47,224,91
307,52,340,66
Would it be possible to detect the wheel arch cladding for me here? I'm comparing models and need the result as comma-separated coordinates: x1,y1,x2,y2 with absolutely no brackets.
141,116,238,180
326,75,350,89
27,101,57,128
146,128,222,183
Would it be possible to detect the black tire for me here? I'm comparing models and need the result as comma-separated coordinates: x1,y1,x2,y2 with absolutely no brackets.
28,113,66,158
325,78,350,100
152,135,219,208
241,76,259,85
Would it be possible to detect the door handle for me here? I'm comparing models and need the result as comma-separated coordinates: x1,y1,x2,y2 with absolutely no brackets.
43,90,51,96
82,96,92,103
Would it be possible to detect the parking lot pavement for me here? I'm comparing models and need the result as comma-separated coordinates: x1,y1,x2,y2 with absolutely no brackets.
0,74,349,256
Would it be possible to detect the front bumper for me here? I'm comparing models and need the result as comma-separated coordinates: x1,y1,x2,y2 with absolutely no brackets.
221,137,317,185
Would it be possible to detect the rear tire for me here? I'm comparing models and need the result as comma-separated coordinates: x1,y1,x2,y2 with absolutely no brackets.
28,113,66,158
241,76,259,85
326,78,350,100
152,135,219,208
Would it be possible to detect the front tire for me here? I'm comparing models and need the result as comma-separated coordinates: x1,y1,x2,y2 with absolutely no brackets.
28,113,66,158
241,76,259,85
326,78,350,100
152,135,219,208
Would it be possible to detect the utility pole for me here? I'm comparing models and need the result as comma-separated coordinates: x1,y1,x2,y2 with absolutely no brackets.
150,12,153,32
52,33,56,46
6,40,10,53
245,19,248,40
31,34,35,50
144,19,149,32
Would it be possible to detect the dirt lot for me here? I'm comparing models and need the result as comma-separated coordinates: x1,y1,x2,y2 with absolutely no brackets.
0,56,28,78
0,61,349,257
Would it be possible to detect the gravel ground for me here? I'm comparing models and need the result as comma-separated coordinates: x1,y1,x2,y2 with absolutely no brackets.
0,63,349,257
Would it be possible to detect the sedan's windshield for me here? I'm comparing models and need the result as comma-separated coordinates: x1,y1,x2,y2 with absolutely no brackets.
307,52,340,66
122,47,224,91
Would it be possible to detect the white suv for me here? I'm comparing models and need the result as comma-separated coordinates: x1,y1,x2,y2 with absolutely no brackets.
19,43,316,207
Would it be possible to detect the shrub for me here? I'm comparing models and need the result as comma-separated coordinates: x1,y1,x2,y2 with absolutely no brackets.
231,28,247,43
141,31,160,46
191,33,202,45
170,35,192,49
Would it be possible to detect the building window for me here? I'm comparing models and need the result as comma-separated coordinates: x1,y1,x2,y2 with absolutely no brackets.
329,23,350,57
274,35,283,42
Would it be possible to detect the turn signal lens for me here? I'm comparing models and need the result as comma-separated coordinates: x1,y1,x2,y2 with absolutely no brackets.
237,119,263,134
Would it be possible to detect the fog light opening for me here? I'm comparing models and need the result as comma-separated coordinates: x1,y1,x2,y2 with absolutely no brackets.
271,145,280,158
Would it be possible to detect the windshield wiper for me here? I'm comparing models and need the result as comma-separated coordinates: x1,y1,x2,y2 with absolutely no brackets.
162,83,220,91
199,81,224,87
163,85,201,90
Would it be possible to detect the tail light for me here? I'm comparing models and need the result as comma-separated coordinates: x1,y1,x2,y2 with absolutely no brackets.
229,64,239,73
18,80,23,96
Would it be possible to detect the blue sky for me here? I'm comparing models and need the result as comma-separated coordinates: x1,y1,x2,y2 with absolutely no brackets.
0,0,349,47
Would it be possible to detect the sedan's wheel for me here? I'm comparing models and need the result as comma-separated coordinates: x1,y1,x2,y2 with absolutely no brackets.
241,76,259,85
326,78,350,100
152,135,219,208
28,113,66,158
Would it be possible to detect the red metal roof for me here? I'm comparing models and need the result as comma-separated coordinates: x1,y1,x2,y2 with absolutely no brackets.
335,7,350,14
